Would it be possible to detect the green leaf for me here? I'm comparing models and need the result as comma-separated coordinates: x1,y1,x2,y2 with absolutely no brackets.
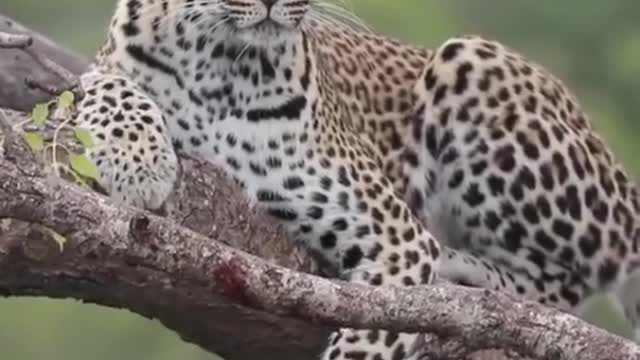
24,132,44,152
57,90,75,110
31,103,49,127
46,228,67,252
69,153,98,180
74,128,95,148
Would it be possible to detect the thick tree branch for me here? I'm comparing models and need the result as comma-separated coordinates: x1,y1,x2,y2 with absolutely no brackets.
0,106,327,360
1,13,639,360
0,124,638,360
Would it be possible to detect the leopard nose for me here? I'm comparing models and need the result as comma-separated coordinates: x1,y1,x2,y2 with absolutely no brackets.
261,0,277,9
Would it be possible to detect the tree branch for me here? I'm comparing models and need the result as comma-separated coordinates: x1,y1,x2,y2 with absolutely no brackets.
1,13,639,360
0,106,327,360
0,14,88,111
0,130,638,360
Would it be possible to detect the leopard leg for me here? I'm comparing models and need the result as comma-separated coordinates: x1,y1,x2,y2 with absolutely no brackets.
319,258,430,360
439,247,593,314
75,67,178,210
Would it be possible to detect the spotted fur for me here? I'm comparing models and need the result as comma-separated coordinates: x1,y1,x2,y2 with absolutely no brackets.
309,15,640,344
406,36,640,340
74,0,640,358
78,0,441,359
75,71,177,210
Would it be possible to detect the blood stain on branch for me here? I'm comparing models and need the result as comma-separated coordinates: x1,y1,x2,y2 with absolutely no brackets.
213,258,253,308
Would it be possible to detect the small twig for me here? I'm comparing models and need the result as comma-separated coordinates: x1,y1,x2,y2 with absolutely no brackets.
24,78,73,97
50,114,76,177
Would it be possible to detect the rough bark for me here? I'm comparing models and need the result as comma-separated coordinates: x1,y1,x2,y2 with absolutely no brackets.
1,13,639,360
0,104,328,360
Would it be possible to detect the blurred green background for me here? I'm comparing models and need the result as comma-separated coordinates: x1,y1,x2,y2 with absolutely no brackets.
0,0,639,359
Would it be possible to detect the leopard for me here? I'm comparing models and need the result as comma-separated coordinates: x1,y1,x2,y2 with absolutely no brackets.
307,16,640,344
70,0,640,358
404,36,640,341
73,0,444,359
307,11,640,345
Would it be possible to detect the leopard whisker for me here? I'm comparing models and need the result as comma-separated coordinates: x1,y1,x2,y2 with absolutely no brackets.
309,8,370,34
205,16,231,39
311,1,371,33
135,1,224,31
233,42,253,66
